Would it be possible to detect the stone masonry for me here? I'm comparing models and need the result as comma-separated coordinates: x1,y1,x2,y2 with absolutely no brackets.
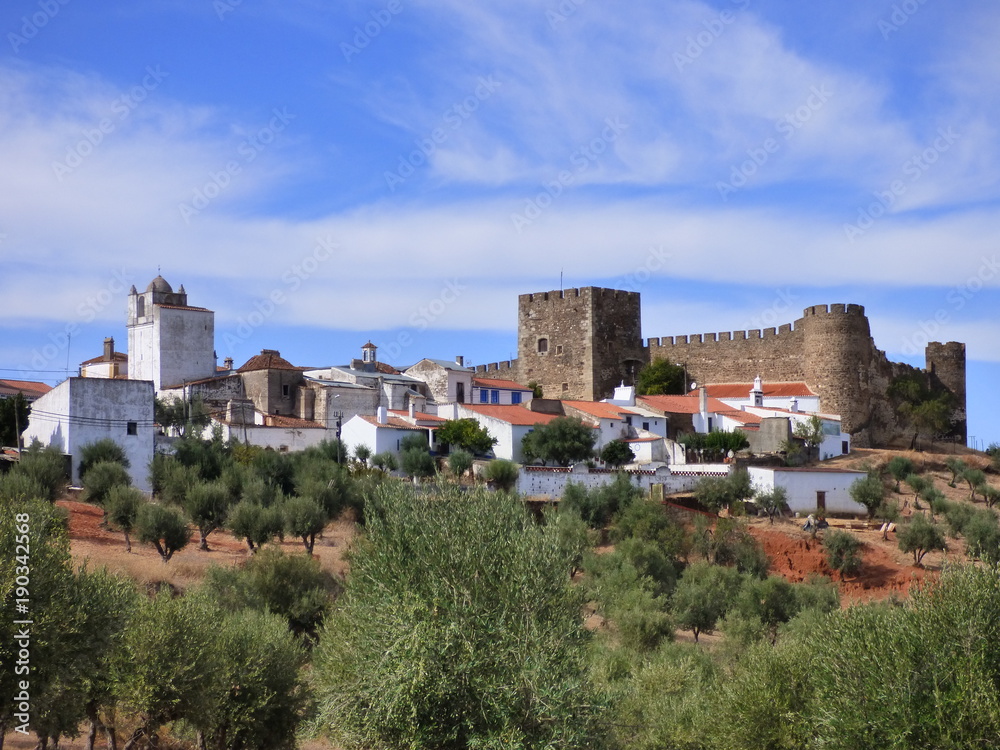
476,287,966,448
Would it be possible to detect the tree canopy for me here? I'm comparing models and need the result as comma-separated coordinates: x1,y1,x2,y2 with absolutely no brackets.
522,416,596,466
435,418,497,456
636,358,686,396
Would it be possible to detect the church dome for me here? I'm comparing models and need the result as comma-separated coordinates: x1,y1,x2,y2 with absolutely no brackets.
146,275,173,294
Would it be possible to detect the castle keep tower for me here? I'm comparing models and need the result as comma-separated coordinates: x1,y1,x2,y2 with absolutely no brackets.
127,275,216,391
926,341,967,442
517,287,644,401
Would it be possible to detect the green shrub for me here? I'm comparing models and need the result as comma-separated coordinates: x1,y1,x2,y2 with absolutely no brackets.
82,459,132,504
824,529,863,576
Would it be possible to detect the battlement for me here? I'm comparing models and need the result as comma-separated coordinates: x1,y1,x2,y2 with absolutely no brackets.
801,303,866,317
647,322,797,348
522,286,640,304
474,360,517,374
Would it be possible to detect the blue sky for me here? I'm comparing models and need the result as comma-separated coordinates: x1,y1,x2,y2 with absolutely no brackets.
0,0,997,447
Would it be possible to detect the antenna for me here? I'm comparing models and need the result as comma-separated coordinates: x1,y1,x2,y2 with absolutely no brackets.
560,269,563,291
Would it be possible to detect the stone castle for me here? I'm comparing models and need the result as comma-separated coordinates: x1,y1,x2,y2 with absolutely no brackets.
475,286,966,448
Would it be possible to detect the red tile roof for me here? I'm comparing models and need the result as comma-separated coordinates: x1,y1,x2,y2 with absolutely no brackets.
264,414,325,429
717,409,762,425
389,409,447,422
80,352,128,365
238,350,301,372
562,400,637,420
358,415,426,431
0,379,53,399
638,394,734,415
472,377,533,391
462,404,565,427
695,382,817,398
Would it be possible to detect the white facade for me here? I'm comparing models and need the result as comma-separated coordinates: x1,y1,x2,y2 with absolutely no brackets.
747,467,868,515
23,377,155,492
341,410,431,459
471,377,534,407
127,276,216,392
517,463,729,498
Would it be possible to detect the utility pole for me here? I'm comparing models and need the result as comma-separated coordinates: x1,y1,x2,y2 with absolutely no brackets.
13,394,22,455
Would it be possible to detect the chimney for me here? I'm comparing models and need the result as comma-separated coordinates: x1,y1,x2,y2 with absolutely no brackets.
103,337,114,360
698,386,707,416
223,357,234,371
750,375,764,407
790,397,799,413
455,355,464,367
377,405,388,424
409,402,416,418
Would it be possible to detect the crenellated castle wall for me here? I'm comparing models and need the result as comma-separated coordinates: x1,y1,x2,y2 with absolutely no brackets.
480,290,966,448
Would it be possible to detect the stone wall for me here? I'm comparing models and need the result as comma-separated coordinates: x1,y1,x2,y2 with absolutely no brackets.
483,288,967,449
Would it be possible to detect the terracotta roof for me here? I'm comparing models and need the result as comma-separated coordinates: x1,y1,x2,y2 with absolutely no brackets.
238,350,301,372
374,362,401,375
389,409,447,422
0,379,53,399
472,377,533,391
695,382,817,399
623,436,660,443
717,409,762,425
638,394,734,415
462,404,565,427
264,414,325,429
747,405,840,421
80,352,128,365
358,415,426,431
563,400,637,420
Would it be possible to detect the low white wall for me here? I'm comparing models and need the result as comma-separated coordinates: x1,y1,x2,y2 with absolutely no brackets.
518,463,730,498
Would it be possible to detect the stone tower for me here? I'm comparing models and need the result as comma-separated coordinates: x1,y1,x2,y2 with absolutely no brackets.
127,276,216,391
926,341,967,442
517,287,644,401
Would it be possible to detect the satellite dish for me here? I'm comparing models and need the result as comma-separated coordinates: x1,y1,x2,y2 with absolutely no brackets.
690,382,697,390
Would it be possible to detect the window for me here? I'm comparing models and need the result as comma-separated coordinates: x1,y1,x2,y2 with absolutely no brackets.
511,392,522,405
480,389,488,403
456,382,465,403
642,422,649,431
556,344,563,355
491,390,499,404
537,338,548,354
282,384,290,398
842,440,849,454
136,297,145,317
126,421,137,435
561,382,569,392
625,415,632,426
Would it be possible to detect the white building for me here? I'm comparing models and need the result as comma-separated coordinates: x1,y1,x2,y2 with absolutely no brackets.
341,406,437,459
455,404,576,463
22,377,155,492
747,466,868,515
127,276,216,392
471,377,534,406
79,337,128,379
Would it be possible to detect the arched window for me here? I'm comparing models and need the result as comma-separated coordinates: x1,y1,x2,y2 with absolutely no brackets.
136,297,145,317
537,338,549,354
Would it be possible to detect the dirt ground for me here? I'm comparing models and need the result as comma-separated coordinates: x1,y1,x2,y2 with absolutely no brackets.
10,446,994,748
57,497,355,591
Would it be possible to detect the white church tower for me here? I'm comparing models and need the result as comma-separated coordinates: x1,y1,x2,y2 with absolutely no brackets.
127,275,216,392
